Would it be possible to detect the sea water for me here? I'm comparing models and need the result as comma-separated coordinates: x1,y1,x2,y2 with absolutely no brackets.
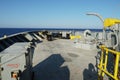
0,28,102,37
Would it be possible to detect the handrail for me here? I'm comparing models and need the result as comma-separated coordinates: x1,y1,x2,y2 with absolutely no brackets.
98,45,120,80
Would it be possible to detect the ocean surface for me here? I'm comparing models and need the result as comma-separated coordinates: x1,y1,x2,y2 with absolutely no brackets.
0,28,102,37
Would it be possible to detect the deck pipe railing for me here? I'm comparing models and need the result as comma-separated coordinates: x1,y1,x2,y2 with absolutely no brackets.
98,45,120,80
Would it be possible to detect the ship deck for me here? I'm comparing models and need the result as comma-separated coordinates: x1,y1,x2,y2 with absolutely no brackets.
32,39,98,80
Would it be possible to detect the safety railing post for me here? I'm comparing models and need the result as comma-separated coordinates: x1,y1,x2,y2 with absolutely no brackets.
98,48,104,80
102,50,108,77
114,54,119,80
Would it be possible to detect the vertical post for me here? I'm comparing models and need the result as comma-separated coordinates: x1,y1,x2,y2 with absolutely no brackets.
114,54,119,79
98,48,104,79
102,50,108,77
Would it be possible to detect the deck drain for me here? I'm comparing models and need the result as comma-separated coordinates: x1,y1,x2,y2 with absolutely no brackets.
68,53,79,57
64,57,72,62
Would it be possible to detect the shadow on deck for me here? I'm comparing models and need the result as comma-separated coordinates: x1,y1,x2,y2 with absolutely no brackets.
83,63,98,80
32,54,70,80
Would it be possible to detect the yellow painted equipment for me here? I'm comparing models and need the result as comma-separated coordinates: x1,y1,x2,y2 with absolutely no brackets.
98,18,120,80
104,18,120,28
70,35,81,40
98,45,120,80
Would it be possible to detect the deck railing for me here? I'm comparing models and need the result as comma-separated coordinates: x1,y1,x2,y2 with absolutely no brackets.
98,45,120,80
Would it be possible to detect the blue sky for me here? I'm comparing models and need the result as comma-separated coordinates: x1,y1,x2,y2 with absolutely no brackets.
0,0,120,28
